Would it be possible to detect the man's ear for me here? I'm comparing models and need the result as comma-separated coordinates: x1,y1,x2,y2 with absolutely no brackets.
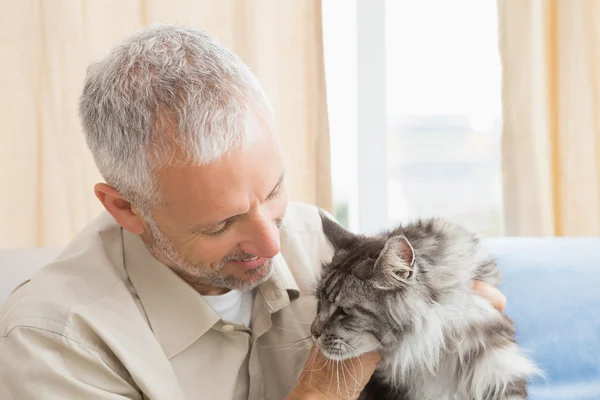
94,183,145,235
319,210,358,250
372,235,416,290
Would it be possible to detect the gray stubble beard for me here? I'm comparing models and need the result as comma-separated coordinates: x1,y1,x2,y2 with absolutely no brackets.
144,217,273,291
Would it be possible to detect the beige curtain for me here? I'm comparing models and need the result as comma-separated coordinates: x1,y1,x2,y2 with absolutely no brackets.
0,0,331,248
498,0,600,236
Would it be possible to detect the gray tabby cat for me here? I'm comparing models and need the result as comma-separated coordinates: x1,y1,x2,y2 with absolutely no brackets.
311,212,541,400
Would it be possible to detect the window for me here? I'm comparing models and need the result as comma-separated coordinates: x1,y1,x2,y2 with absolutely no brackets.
322,0,359,231
323,0,503,237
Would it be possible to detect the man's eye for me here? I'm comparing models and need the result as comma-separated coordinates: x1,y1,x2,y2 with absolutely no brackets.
267,183,284,200
205,220,234,236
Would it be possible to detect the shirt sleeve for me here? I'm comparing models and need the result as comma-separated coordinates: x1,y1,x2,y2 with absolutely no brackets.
0,325,142,399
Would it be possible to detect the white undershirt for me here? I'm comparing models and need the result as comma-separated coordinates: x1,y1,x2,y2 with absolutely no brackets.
202,289,255,328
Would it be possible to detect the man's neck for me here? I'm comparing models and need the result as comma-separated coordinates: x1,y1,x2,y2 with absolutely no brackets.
190,281,230,296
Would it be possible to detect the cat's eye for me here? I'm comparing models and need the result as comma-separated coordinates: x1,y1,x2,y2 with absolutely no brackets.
338,307,352,317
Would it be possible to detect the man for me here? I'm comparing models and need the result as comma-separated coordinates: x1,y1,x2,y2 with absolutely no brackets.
0,25,505,399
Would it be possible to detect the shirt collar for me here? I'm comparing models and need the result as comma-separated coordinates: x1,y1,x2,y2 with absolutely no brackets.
122,229,300,359
257,252,300,313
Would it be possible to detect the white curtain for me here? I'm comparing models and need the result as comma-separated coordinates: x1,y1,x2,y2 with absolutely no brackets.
498,0,600,236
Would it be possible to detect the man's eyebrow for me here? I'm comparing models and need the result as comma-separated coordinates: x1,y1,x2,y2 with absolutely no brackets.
189,173,285,233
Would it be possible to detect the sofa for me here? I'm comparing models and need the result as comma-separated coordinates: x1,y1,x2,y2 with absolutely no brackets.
1,238,599,399
484,237,600,400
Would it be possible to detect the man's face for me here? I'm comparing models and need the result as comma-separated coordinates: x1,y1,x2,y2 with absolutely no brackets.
140,129,288,293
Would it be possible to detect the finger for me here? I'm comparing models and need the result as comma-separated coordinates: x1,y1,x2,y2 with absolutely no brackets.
472,280,506,313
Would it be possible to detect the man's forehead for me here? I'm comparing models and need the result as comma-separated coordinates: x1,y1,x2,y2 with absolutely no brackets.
156,165,250,220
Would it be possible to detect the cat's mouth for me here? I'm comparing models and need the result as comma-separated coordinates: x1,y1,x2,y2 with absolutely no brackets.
317,333,380,361
318,338,354,361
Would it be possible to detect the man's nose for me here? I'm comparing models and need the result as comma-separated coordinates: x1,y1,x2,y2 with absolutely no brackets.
238,212,280,258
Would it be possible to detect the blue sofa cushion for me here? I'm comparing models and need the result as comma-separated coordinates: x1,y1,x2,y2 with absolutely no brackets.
483,237,600,400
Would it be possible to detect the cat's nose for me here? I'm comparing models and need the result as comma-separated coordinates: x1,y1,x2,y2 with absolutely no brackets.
310,323,322,339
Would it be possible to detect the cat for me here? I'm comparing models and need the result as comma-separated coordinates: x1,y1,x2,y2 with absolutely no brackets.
310,212,542,400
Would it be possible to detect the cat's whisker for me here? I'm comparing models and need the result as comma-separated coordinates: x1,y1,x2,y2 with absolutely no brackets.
268,341,312,352
356,355,364,385
327,359,335,396
257,336,312,349
365,321,400,353
271,324,311,332
297,348,321,384
337,340,362,400
340,359,350,399
342,356,361,398
287,342,314,362
301,352,318,373
344,342,365,399
341,362,352,400
305,352,315,386
301,354,328,375
340,360,346,397
272,345,312,355
336,360,341,396
350,361,361,400
305,354,318,385
294,352,314,375
282,316,314,325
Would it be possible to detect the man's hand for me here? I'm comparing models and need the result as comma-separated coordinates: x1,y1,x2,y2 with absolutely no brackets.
472,280,507,313
287,346,380,400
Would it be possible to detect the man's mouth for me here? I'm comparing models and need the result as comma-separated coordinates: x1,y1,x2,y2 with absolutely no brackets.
230,256,268,270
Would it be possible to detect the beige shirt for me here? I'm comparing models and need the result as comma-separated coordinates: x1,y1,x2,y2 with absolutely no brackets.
0,202,333,400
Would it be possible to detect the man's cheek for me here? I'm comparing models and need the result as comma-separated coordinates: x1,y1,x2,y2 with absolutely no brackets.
193,242,235,266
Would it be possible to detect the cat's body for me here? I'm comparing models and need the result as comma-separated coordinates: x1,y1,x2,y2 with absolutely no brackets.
312,214,541,400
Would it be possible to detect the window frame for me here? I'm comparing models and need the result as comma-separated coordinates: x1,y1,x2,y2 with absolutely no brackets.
356,0,389,234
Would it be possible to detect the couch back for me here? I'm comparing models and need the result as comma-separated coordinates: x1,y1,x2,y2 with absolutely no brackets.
0,247,62,303
483,237,600,400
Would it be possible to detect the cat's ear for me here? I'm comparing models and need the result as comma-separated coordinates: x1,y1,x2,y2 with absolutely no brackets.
319,210,357,250
372,235,416,290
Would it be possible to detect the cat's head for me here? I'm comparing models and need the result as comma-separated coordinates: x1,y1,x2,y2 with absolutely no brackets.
311,211,418,361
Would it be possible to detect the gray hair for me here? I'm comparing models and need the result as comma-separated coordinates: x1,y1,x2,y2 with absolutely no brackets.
79,24,274,209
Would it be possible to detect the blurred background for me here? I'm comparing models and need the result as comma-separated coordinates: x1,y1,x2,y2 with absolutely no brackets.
2,0,600,248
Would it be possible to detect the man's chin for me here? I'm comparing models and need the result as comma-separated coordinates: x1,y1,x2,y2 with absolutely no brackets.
241,259,273,283
222,259,274,290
